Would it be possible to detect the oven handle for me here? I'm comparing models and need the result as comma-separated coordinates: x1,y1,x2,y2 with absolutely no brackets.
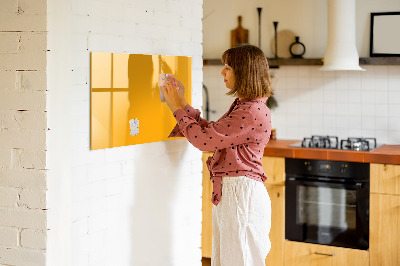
286,177,364,189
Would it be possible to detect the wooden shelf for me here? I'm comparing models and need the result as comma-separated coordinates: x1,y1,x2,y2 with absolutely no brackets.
203,57,400,67
203,58,323,67
268,58,322,67
359,57,400,65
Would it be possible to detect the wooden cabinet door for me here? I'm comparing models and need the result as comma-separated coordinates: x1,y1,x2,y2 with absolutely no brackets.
201,152,213,258
370,163,400,195
262,156,285,186
262,156,285,265
264,184,284,266
370,193,400,266
284,241,369,266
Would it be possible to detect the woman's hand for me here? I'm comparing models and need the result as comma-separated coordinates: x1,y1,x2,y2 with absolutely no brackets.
174,78,187,108
161,76,186,113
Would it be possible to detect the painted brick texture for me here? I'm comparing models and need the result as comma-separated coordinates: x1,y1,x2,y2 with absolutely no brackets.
2,0,204,265
0,0,48,265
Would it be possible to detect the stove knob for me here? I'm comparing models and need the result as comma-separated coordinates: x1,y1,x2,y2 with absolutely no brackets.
305,162,312,171
340,164,347,174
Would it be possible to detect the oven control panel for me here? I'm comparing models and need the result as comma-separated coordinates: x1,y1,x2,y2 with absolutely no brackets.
286,158,369,180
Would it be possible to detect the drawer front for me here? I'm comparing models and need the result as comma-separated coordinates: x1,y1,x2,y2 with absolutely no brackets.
284,241,369,266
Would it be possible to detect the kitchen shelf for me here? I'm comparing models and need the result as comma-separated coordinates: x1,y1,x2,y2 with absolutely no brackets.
268,58,323,67
203,57,400,67
203,58,323,67
359,57,400,65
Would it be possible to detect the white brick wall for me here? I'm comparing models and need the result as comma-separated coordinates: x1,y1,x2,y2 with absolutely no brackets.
47,1,203,266
0,227,19,247
0,0,48,265
21,229,47,250
3,0,204,265
0,187,19,208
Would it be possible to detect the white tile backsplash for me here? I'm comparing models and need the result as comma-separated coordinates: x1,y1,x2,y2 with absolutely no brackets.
375,104,389,117
374,77,388,91
389,117,400,131
388,91,400,104
374,90,388,104
388,76,400,91
336,90,349,103
362,90,375,103
286,77,299,89
361,104,374,117
375,130,389,144
389,104,400,117
204,64,400,144
323,103,336,116
389,131,400,143
336,103,349,116
298,77,311,89
374,65,388,77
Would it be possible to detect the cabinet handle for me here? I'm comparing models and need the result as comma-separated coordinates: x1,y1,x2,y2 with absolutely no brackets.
314,252,335,257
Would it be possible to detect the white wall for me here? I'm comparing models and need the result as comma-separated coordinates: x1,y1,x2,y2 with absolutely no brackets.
0,0,48,265
46,1,203,266
271,65,400,144
204,64,400,144
203,0,400,145
203,0,400,58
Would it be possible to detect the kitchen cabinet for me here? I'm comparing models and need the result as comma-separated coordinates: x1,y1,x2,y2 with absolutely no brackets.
202,152,213,258
370,193,400,266
370,163,400,266
284,241,369,266
264,184,284,266
370,163,400,195
201,154,286,266
261,156,285,186
202,151,400,265
261,156,285,266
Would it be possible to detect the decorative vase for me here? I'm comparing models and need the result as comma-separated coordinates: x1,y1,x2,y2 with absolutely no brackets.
289,36,306,58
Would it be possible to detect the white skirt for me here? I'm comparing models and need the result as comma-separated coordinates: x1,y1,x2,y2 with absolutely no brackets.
212,176,271,266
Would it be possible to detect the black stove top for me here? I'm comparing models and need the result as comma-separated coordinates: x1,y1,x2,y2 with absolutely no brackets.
289,135,381,151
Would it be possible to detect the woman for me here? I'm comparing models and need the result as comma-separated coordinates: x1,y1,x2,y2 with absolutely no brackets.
162,44,273,266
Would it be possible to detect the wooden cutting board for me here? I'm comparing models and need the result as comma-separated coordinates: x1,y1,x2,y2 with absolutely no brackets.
231,16,249,48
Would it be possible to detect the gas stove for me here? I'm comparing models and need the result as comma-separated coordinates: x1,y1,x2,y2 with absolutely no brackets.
289,135,381,151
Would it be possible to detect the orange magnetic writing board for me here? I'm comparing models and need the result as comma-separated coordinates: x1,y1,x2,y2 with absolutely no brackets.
90,52,192,150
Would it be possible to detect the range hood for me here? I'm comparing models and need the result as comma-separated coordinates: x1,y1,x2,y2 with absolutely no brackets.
320,0,365,71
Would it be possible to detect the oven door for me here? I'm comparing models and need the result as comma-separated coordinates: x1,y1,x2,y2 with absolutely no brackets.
285,177,369,250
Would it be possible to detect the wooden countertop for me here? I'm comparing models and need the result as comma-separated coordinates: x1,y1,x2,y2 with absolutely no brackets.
263,139,400,165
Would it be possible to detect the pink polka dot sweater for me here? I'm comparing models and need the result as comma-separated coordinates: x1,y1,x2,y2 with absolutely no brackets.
169,97,272,206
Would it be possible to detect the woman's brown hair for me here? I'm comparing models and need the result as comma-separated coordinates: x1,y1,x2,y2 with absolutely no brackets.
221,44,273,99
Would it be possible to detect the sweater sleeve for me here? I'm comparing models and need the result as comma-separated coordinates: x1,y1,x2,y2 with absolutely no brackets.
168,104,210,138
172,106,257,152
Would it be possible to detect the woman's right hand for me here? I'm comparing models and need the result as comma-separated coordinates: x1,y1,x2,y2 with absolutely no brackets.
169,76,187,108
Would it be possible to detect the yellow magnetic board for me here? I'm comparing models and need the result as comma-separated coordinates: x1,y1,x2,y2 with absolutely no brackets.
90,52,192,150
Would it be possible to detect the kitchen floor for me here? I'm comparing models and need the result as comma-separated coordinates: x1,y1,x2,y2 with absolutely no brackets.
202,257,211,266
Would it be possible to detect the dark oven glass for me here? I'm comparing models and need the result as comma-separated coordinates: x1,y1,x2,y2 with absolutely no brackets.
285,158,369,250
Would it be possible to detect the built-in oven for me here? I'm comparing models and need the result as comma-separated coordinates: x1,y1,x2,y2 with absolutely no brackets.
285,158,370,250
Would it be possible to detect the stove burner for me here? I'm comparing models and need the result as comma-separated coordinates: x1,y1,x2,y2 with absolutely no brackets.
294,136,378,151
340,137,377,151
301,135,339,149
